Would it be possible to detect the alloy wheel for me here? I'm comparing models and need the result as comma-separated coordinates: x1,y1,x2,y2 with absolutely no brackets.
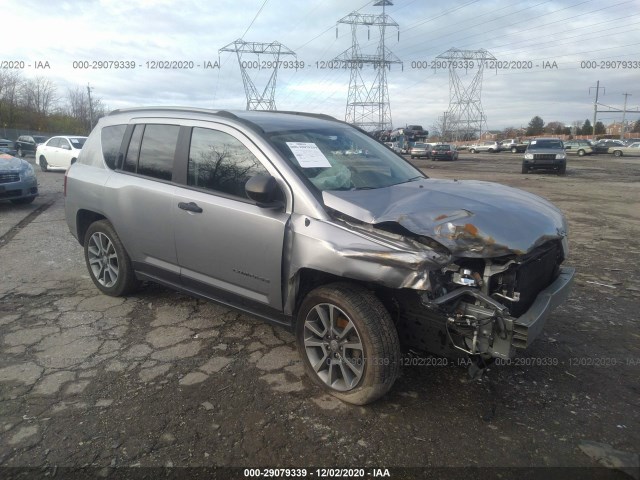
87,232,119,287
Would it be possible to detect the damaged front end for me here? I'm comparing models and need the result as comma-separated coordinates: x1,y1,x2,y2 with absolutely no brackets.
318,178,575,363
409,241,575,361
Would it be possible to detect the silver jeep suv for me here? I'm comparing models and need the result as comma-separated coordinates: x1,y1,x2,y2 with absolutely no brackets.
65,107,575,404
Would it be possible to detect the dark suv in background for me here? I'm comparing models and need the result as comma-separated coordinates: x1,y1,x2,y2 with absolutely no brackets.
522,138,566,174
15,135,50,157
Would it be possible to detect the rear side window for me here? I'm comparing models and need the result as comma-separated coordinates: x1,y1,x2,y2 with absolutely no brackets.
101,125,126,170
187,127,268,198
125,124,179,181
123,125,143,173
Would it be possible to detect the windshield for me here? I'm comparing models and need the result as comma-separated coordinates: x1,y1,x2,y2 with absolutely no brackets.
267,125,424,191
528,139,564,150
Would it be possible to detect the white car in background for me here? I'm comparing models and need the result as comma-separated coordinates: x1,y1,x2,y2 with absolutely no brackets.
35,136,87,171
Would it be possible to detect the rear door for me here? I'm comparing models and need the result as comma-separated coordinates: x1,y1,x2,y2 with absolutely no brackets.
105,122,181,284
172,123,290,319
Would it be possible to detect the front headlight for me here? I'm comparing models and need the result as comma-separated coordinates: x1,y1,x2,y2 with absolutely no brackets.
22,164,35,178
524,153,533,159
556,153,566,160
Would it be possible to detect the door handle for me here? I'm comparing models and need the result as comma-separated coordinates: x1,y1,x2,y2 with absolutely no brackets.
178,202,203,213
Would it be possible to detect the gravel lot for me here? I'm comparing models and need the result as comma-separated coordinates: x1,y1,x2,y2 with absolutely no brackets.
0,152,638,478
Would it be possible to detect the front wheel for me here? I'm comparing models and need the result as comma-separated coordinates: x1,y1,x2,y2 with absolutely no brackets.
613,150,622,157
39,156,48,172
296,283,400,405
521,165,529,174
84,220,139,296
511,147,517,153
469,149,476,154
577,149,585,156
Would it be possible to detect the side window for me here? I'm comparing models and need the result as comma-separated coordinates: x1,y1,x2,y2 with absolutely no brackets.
101,124,127,170
137,124,179,181
60,138,71,150
123,124,144,173
48,138,61,148
187,127,269,199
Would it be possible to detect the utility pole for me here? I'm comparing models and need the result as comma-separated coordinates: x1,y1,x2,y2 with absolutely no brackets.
334,1,401,131
87,84,94,131
620,93,631,140
589,81,605,139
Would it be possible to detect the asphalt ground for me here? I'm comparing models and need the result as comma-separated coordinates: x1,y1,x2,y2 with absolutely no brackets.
0,151,638,479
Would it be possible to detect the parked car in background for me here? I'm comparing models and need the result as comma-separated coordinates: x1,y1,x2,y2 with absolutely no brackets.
522,138,566,174
591,139,625,154
430,144,458,161
0,143,18,156
409,142,431,159
563,140,593,156
624,138,640,146
610,142,640,157
15,135,49,157
35,136,87,171
469,141,501,153
0,151,38,204
64,107,574,405
500,139,529,153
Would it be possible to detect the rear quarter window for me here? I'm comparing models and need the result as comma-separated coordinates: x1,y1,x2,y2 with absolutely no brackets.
101,125,127,169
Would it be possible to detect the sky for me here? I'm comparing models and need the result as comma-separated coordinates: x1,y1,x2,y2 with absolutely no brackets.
5,0,640,131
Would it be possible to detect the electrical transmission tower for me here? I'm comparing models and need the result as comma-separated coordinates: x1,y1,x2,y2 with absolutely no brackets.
334,0,401,132
436,48,496,141
219,39,296,111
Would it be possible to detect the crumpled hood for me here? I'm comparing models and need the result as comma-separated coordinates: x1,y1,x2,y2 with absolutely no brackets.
0,154,25,171
323,178,567,257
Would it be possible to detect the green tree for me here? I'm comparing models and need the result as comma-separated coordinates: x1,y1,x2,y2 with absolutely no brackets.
595,121,606,135
633,119,640,133
526,116,544,136
582,119,592,136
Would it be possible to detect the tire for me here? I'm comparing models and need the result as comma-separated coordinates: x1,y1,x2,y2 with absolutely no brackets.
410,156,414,159
488,148,494,153
613,150,622,157
17,147,24,158
84,220,139,296
469,149,476,154
39,156,48,172
577,149,585,156
558,164,566,174
295,283,401,405
511,147,517,154
521,165,529,174
10,197,35,205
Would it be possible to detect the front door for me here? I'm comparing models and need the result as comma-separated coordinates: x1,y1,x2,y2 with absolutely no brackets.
173,124,289,318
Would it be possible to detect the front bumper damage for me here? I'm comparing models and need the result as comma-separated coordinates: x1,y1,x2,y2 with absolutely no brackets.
418,266,575,360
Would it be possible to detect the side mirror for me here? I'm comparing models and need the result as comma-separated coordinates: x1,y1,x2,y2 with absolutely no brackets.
245,174,284,209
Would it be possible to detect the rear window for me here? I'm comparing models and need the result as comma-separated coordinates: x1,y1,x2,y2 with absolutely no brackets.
101,125,127,170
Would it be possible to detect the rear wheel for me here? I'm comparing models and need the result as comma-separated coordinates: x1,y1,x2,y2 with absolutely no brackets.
511,147,517,153
39,156,48,172
469,149,476,154
296,283,400,405
84,220,140,296
613,150,622,157
17,147,24,157
577,149,585,156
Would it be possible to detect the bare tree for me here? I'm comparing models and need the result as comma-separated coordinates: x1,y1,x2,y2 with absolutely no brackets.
21,76,58,115
0,71,24,127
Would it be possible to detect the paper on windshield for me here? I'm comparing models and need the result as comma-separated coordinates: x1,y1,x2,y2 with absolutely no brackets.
286,142,331,168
